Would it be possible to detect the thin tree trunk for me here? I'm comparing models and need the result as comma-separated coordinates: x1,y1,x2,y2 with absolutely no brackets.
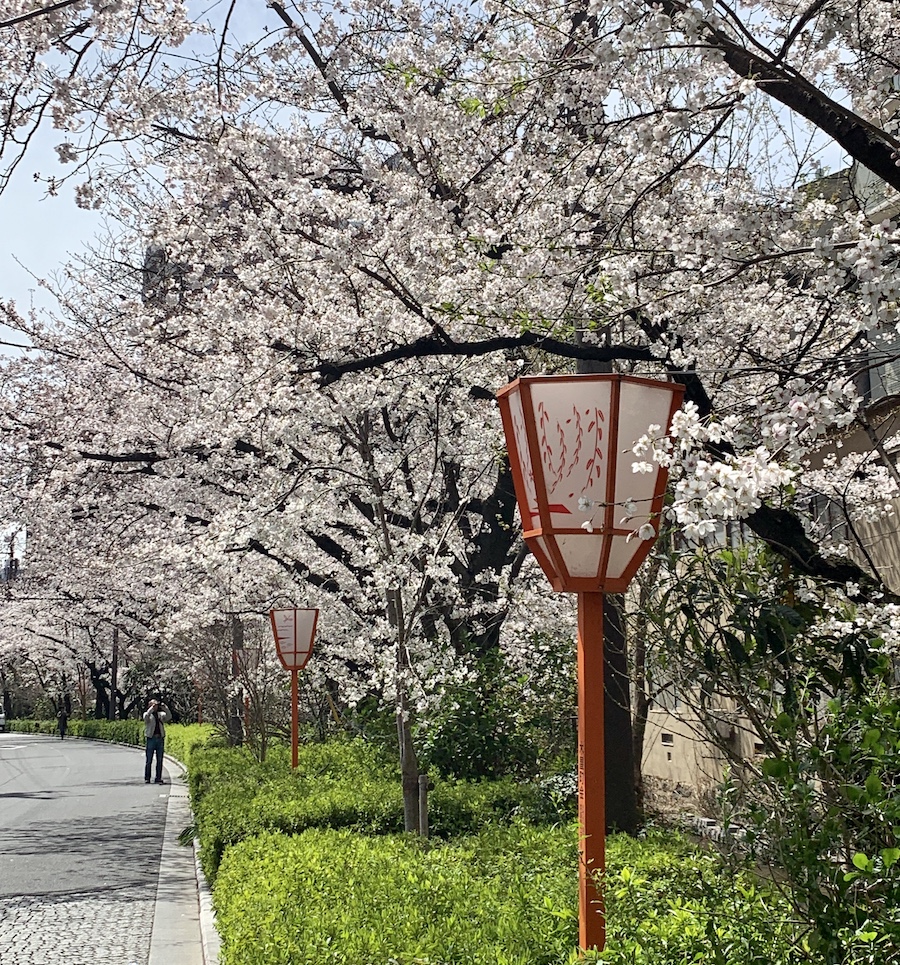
397,688,420,833
108,628,119,721
603,595,639,834
388,586,420,832
631,553,663,819
227,616,245,746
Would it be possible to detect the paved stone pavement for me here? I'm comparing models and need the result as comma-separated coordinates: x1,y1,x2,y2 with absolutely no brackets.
0,733,204,965
0,890,152,965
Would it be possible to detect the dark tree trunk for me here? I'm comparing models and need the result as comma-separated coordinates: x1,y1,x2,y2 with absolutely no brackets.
227,616,245,746
603,595,639,834
397,694,420,833
108,629,119,721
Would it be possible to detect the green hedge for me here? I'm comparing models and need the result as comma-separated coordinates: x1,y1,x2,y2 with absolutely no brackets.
9,719,216,766
11,717,144,744
213,824,798,965
214,823,579,965
190,740,551,881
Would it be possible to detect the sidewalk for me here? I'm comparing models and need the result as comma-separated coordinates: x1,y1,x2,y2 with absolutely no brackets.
152,754,221,965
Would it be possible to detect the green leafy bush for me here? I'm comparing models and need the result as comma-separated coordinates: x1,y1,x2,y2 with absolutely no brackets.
428,776,542,835
10,719,216,762
190,739,554,880
164,724,219,765
654,547,900,963
11,717,144,744
420,640,576,782
213,823,578,965
745,680,900,963
600,832,797,964
189,739,400,878
212,824,798,965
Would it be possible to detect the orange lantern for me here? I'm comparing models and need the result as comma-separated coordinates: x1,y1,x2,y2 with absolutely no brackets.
269,607,319,768
497,374,684,593
497,373,684,951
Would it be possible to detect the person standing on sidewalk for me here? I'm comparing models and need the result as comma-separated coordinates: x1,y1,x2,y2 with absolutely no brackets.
56,709,68,739
143,698,169,785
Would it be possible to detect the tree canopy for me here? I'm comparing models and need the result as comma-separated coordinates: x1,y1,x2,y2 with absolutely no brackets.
0,0,898,763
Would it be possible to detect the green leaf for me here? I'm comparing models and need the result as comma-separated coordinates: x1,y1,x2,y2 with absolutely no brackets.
761,757,790,779
865,773,883,798
852,852,873,872
862,727,882,749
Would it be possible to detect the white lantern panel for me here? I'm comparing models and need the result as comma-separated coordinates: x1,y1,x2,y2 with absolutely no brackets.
506,385,538,530
270,608,318,670
556,533,605,579
605,536,640,582
527,379,614,529
614,381,678,527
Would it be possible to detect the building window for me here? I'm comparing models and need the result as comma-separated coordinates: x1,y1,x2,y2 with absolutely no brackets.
655,684,680,712
661,733,674,746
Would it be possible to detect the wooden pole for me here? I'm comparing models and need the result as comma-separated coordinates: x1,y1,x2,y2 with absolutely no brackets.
291,669,299,770
578,591,606,951
418,774,429,839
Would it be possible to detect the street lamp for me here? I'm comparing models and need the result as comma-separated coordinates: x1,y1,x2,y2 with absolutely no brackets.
269,607,318,768
496,373,684,952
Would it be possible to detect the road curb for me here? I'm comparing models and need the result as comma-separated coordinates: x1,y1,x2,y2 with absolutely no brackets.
163,752,220,965
162,753,221,965
148,755,204,965
193,838,222,965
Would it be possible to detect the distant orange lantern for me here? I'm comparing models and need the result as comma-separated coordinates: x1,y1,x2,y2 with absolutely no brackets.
497,373,684,952
269,607,319,768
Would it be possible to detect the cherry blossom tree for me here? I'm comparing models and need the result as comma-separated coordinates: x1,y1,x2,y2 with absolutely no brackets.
1,0,899,832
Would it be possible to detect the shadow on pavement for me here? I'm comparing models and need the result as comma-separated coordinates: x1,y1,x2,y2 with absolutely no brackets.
0,790,61,800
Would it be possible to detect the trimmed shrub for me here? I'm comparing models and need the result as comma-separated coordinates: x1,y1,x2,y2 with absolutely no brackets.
164,724,219,766
428,776,542,835
213,825,799,965
214,823,578,965
190,742,405,879
9,719,216,765
189,740,563,881
11,718,144,744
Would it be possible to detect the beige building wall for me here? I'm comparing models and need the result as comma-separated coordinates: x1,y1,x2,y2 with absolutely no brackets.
642,706,722,788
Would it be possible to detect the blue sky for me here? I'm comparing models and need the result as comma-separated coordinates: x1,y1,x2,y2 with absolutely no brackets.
0,126,104,350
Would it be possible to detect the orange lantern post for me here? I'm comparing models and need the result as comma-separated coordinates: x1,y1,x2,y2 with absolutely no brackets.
497,374,684,952
269,607,319,769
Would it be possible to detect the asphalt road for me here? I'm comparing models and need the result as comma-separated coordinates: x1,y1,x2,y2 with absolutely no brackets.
0,732,171,965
